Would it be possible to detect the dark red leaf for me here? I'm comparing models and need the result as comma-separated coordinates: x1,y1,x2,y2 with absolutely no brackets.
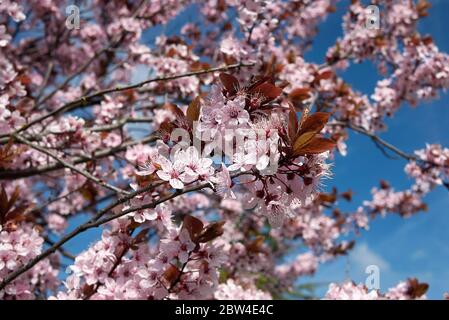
198,221,225,243
406,278,429,298
315,70,334,82
162,264,181,286
251,82,282,102
163,103,185,121
219,73,240,96
289,87,311,102
295,137,336,155
288,102,299,141
182,215,204,243
186,96,201,122
297,112,330,136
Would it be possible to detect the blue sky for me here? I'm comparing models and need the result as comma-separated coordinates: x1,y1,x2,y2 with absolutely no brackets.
301,0,449,299
56,1,449,299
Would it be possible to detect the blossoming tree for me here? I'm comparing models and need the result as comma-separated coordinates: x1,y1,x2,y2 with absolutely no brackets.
0,0,448,300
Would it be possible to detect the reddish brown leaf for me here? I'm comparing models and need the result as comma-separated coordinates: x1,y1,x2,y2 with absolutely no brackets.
288,103,299,141
163,103,185,120
186,96,201,122
190,61,210,71
341,190,353,202
182,215,204,243
246,236,265,253
133,228,150,245
0,139,25,168
406,278,429,298
298,112,330,136
219,73,240,96
293,131,316,154
380,180,390,190
417,0,431,17
422,35,433,46
17,74,31,86
4,205,28,223
162,264,181,286
251,82,283,102
331,240,355,256
246,75,272,92
6,187,20,215
318,192,337,203
295,137,336,155
289,87,311,102
0,186,8,216
198,221,225,243
315,70,334,82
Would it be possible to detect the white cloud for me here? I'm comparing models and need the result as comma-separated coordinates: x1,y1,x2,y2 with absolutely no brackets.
350,242,391,272
410,249,427,261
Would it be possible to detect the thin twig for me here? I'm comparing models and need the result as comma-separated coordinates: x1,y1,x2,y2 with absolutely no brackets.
330,121,449,191
0,172,249,290
0,181,209,290
11,134,129,195
0,134,157,179
43,236,76,261
0,62,254,142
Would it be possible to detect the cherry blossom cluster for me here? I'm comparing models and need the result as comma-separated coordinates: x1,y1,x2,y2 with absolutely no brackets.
0,223,59,299
405,144,449,194
325,278,429,300
53,214,227,300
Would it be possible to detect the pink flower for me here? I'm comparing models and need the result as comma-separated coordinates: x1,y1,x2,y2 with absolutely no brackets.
212,164,235,199
179,146,213,182
217,97,249,127
47,214,68,234
214,279,272,300
325,282,379,300
156,156,186,189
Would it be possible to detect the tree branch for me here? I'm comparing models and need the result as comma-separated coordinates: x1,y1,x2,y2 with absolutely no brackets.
11,134,129,195
0,62,254,142
0,134,157,179
0,180,207,290
331,121,449,191
0,172,249,291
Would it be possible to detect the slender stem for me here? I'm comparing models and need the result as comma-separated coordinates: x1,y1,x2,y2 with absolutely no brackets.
11,134,129,195
0,181,206,290
0,62,254,141
331,121,449,191
0,134,157,179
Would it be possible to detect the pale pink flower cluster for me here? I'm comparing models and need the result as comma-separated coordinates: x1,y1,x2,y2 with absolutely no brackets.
275,252,318,289
405,144,449,193
363,186,426,218
241,152,331,228
54,216,228,300
326,278,428,300
214,279,272,300
46,213,68,234
196,80,332,227
0,223,59,299
146,38,200,97
385,281,427,300
94,96,124,124
325,282,379,300
286,204,340,251
0,1,26,22
138,146,215,190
